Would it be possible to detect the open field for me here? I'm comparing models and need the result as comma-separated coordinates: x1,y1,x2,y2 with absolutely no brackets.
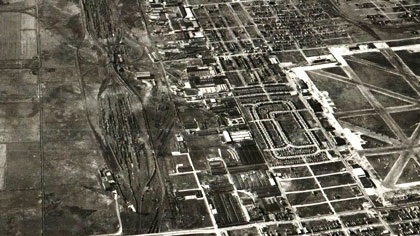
43,185,118,235
0,102,40,143
371,91,412,108
303,48,330,57
0,70,38,101
0,4,43,235
346,59,418,98
307,71,372,111
2,0,36,7
3,143,40,190
361,135,391,149
366,153,401,180
273,51,306,64
321,67,348,78
339,114,396,138
395,50,420,76
351,51,394,69
390,109,420,138
0,0,123,234
0,189,42,235
387,38,420,47
397,158,420,184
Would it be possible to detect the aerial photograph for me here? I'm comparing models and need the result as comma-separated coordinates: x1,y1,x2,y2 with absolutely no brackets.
0,0,419,235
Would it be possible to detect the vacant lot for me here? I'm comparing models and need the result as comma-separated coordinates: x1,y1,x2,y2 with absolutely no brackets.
185,134,221,170
273,166,312,178
317,173,355,188
170,174,199,190
310,161,346,176
165,154,191,174
172,199,212,230
286,190,326,206
296,203,333,218
331,198,368,213
303,48,330,57
228,227,260,236
324,185,359,201
280,178,318,192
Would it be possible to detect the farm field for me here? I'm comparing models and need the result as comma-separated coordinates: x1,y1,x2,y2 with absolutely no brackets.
0,12,37,60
